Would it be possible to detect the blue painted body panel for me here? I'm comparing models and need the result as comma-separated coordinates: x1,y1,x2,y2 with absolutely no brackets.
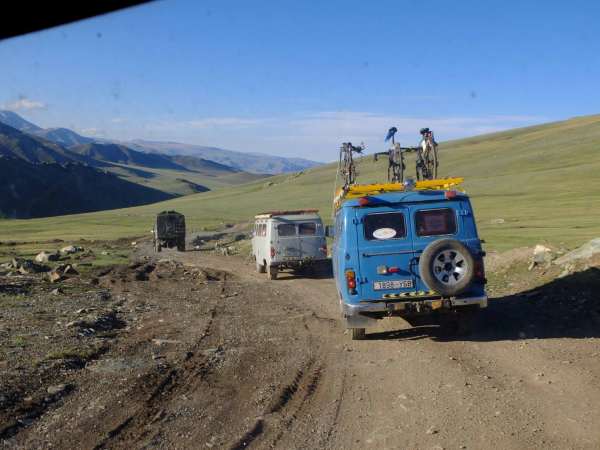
332,190,486,307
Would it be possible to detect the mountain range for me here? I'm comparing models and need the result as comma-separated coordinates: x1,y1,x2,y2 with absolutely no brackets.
0,110,320,174
0,111,289,218
126,140,320,174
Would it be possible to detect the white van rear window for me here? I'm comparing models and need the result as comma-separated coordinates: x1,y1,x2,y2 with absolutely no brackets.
277,223,296,236
299,222,317,235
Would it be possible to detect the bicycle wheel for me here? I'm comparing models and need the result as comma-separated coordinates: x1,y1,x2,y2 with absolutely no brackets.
424,148,433,180
415,153,422,181
416,151,428,180
423,147,435,180
347,153,355,185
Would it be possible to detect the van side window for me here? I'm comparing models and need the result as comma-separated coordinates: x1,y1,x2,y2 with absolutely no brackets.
363,212,406,240
299,222,317,235
415,208,457,236
277,223,296,236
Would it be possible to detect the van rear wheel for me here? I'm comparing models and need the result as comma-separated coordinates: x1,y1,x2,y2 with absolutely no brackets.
256,260,266,273
268,266,278,280
351,328,366,340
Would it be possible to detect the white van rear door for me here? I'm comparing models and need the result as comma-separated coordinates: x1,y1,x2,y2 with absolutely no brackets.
298,222,324,258
276,222,300,259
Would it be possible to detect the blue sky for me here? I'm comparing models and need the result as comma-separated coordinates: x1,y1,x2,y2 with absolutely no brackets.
1,0,599,161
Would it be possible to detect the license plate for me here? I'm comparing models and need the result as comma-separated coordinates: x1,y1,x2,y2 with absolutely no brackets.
373,279,414,290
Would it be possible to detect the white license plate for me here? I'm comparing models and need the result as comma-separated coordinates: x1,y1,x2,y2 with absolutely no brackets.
373,279,414,290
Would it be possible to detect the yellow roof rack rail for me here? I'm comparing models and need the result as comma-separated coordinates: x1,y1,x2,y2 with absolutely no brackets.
334,177,464,210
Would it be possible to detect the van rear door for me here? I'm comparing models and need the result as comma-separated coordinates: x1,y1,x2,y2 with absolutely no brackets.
410,202,463,292
275,221,300,259
355,206,416,300
298,222,324,259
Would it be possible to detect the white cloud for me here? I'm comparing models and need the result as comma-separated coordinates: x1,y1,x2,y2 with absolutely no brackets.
110,117,128,124
4,97,47,111
183,117,265,129
101,111,549,162
255,111,548,157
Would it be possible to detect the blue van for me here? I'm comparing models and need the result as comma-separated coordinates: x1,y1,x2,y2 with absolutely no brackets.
330,185,487,340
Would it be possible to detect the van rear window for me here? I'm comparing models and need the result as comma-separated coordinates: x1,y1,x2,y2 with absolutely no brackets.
277,223,296,236
299,222,317,235
415,208,457,236
363,212,406,240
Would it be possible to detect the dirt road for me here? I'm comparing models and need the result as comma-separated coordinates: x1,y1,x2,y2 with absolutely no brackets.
4,248,600,449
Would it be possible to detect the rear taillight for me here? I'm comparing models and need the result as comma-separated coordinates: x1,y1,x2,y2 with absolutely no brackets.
345,270,357,294
270,247,276,258
474,258,486,283
319,245,327,254
444,190,458,200
358,197,371,206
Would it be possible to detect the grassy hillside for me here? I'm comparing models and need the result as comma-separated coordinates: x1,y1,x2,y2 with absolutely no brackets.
2,115,600,251
0,158,174,219
104,163,267,196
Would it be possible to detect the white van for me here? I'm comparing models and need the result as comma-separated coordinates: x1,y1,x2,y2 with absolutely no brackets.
252,210,328,279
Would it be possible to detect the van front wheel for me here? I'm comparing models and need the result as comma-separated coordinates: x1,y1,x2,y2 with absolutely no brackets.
351,328,366,340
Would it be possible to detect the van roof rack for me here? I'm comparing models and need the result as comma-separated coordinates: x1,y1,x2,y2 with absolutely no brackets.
255,209,319,219
333,177,464,210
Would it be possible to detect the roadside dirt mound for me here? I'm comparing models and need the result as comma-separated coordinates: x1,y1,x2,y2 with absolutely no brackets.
485,247,532,272
98,260,234,289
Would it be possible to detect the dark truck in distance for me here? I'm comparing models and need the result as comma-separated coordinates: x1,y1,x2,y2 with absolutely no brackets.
153,210,186,252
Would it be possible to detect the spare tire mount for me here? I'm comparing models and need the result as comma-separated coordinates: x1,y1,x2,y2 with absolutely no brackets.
419,239,475,297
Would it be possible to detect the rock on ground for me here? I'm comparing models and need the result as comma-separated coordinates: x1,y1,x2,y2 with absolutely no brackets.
60,245,84,255
35,251,60,263
554,238,600,265
532,245,553,264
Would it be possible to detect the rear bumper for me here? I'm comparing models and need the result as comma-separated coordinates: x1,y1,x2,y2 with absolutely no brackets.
342,295,488,328
271,257,328,268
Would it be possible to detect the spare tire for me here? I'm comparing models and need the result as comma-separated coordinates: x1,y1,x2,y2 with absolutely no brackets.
419,239,475,297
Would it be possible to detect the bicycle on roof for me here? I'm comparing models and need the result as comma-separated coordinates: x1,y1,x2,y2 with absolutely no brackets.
415,127,439,181
338,142,365,188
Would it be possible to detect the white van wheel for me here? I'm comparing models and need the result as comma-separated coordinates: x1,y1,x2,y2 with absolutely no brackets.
351,328,366,340
268,266,278,280
256,260,266,273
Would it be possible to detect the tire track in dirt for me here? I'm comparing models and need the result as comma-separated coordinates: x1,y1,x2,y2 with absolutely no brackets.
93,305,218,449
230,357,325,450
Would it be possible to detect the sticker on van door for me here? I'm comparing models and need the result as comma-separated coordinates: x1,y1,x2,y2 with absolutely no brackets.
372,228,397,240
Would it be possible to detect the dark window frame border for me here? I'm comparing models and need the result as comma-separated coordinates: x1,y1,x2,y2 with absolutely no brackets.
414,207,458,237
362,211,407,241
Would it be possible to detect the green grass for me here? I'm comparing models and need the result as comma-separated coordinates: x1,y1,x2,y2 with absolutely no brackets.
11,336,27,347
45,346,100,361
105,163,266,196
2,114,600,252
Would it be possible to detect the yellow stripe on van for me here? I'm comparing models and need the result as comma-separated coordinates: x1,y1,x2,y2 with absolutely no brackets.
382,290,437,299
